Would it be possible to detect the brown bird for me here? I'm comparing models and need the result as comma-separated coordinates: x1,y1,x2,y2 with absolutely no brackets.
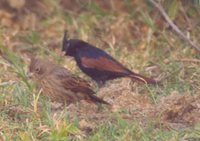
28,57,109,105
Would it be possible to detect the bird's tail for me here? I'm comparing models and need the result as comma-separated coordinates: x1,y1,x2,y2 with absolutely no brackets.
89,94,110,105
129,72,159,85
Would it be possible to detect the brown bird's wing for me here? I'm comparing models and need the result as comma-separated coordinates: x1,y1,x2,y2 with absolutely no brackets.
52,67,94,94
81,57,130,74
55,71,109,104
61,75,94,94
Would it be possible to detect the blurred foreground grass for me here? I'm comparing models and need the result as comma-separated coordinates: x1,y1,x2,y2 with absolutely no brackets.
0,0,200,140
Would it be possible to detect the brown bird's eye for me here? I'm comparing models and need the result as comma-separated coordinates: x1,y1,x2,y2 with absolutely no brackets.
35,67,40,73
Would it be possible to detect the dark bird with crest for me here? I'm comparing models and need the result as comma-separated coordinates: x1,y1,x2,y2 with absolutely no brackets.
62,31,159,87
28,57,109,105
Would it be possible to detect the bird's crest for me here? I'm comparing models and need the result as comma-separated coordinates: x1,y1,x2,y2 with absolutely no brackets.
62,30,69,51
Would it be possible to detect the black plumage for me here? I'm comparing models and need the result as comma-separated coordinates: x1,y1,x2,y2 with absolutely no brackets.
62,31,159,87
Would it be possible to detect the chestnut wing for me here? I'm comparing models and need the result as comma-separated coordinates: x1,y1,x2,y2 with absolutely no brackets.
81,56,129,73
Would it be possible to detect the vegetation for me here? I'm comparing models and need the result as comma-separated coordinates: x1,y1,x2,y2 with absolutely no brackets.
0,0,200,140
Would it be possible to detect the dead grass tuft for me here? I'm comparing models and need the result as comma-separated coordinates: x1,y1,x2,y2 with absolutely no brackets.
99,79,153,111
156,91,200,127
54,84,200,130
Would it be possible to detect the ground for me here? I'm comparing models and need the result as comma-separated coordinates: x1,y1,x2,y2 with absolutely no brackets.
0,0,200,140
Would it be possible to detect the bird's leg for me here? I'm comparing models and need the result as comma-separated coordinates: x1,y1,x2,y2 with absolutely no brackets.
97,81,105,89
95,81,106,112
94,81,104,93
96,103,104,112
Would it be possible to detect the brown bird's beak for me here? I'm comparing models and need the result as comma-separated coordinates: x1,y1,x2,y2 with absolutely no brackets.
27,72,33,79
61,51,66,56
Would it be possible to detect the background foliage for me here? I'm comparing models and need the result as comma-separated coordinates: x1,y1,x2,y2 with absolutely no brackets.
0,0,200,140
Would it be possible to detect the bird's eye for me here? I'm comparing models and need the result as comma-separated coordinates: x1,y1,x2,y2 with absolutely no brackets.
35,67,40,73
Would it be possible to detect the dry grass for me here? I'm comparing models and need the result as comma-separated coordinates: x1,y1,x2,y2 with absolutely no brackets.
0,0,200,140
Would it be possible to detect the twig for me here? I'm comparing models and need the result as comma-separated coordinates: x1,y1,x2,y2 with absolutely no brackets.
148,0,200,53
175,58,200,63
0,81,16,87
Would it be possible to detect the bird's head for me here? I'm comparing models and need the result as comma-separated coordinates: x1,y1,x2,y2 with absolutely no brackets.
28,57,49,80
62,31,87,57
62,30,75,56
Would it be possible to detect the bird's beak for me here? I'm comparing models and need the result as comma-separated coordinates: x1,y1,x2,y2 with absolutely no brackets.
27,72,33,79
61,51,66,56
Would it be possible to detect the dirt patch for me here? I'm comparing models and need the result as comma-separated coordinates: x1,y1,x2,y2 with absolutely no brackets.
99,79,153,111
155,91,200,128
53,81,200,131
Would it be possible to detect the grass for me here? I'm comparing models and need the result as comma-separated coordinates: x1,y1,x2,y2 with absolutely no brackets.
87,121,200,141
0,0,200,140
